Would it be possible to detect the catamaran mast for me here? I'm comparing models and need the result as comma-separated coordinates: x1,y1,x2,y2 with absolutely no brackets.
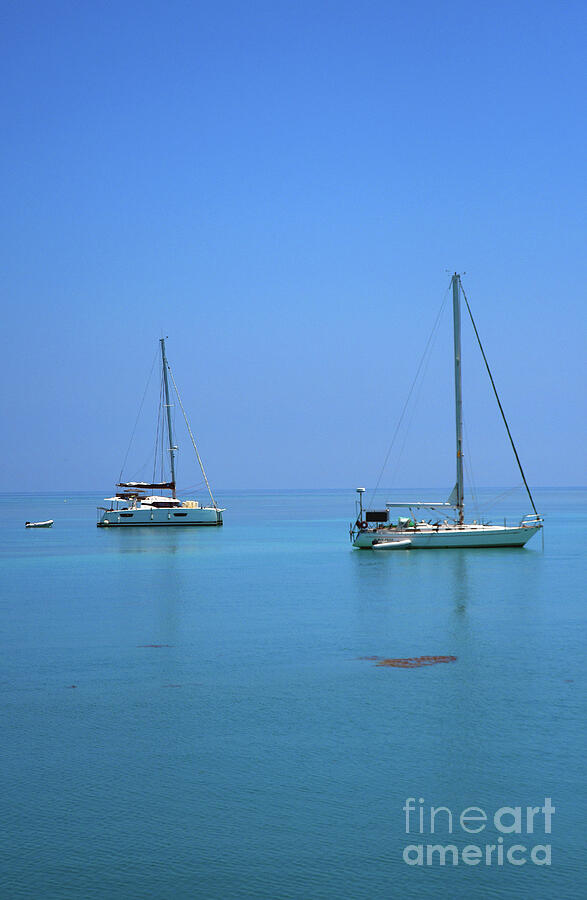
452,273,465,524
160,338,177,498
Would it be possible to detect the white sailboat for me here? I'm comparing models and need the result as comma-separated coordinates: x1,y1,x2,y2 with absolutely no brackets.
97,339,224,528
351,274,543,549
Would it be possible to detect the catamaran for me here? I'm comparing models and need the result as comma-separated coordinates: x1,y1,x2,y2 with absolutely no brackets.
351,274,543,549
97,339,224,528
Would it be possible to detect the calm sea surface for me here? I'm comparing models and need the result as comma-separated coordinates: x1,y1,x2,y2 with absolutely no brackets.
1,489,585,899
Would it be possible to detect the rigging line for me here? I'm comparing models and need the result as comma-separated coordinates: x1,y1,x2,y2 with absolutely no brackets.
479,485,521,515
485,484,522,509
463,421,479,520
388,340,434,489
387,326,437,494
463,453,478,519
154,373,163,483
180,482,206,494
118,349,159,483
460,282,539,517
152,372,164,484
160,390,166,483
368,284,450,507
134,449,159,477
166,363,217,508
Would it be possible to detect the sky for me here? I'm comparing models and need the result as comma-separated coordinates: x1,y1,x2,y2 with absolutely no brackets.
1,0,585,492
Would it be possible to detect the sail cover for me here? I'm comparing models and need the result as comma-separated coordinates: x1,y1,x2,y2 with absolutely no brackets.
117,482,175,490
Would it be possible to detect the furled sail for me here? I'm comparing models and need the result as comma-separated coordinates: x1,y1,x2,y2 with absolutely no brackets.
447,483,459,506
117,482,175,490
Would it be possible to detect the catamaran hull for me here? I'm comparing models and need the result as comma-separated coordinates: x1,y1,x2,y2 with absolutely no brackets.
354,525,540,549
97,508,223,527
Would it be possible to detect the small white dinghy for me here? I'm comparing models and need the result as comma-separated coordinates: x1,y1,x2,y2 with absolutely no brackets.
372,539,412,550
25,520,53,528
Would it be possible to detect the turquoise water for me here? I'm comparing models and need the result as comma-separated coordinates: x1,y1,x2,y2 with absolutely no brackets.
1,489,585,899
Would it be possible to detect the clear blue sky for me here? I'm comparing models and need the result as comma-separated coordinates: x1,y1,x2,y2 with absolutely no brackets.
2,0,585,492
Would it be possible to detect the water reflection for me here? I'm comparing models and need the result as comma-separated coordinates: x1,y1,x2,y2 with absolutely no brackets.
448,551,468,616
98,527,224,556
351,547,471,610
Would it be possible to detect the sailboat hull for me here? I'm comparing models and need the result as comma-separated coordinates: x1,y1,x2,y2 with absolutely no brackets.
97,507,223,527
354,524,540,549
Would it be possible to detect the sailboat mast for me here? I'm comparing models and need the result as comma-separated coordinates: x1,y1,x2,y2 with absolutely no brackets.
160,338,177,498
452,273,465,524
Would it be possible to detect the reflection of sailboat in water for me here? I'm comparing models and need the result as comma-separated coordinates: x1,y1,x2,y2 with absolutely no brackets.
450,553,468,615
97,339,224,528
352,274,543,549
